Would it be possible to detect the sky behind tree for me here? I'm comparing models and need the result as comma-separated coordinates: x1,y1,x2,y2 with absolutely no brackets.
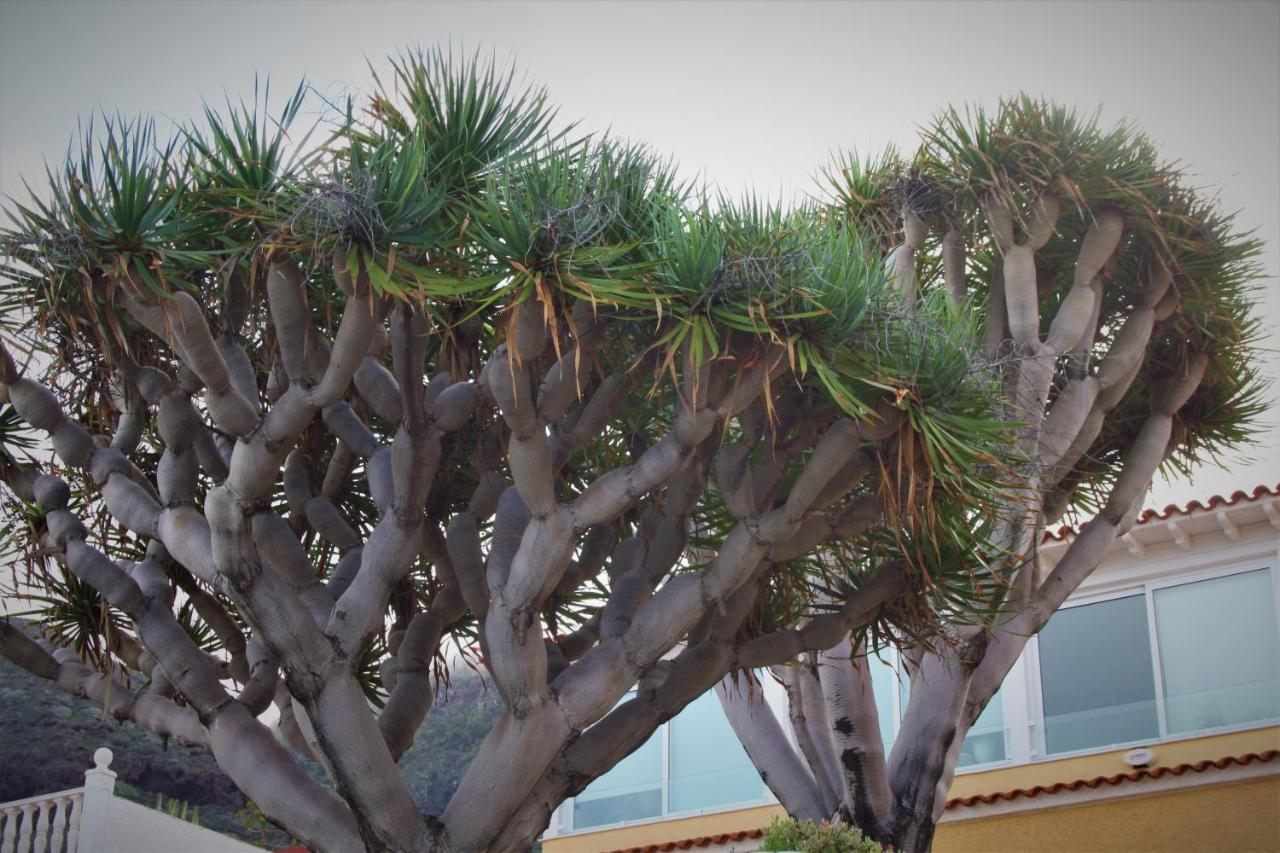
1,0,1276,507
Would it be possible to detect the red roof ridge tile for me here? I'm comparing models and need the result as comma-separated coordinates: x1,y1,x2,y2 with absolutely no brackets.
595,750,1280,852
1042,483,1279,542
944,749,1280,809
603,827,765,853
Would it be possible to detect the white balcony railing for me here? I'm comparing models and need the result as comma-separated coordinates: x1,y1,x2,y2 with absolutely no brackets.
0,747,111,853
0,748,261,853
0,787,83,853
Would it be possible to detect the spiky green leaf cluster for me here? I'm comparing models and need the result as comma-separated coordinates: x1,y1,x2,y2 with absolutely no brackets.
825,95,1266,523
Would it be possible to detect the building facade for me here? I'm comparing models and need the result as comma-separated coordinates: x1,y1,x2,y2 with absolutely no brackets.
541,485,1280,852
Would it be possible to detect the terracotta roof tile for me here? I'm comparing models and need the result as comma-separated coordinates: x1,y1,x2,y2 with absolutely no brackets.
596,750,1280,852
944,749,1280,809
1042,483,1279,542
603,828,764,853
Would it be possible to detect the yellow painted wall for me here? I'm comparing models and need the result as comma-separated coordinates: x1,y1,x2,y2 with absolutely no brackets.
542,803,784,853
543,726,1280,853
935,776,1280,853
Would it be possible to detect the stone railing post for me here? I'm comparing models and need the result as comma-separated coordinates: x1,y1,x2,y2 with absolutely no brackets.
14,805,34,853
75,748,116,853
49,796,72,853
0,806,18,852
31,802,51,852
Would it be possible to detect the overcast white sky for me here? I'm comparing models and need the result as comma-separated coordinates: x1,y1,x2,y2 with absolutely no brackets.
0,0,1276,509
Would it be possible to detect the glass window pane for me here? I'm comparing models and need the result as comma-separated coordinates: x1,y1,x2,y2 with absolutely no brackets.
1038,594,1158,754
669,690,763,812
957,689,1005,767
574,697,663,829
572,786,661,830
1155,569,1280,733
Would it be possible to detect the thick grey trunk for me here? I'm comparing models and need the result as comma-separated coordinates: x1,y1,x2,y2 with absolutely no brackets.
886,649,973,852
789,664,845,815
817,636,892,833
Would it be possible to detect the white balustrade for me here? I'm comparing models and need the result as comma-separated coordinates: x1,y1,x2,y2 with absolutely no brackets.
0,747,256,853
0,749,110,853
0,793,82,853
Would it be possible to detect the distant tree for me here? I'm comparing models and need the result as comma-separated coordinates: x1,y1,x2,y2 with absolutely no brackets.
715,100,1264,851
0,50,1259,853
400,675,503,815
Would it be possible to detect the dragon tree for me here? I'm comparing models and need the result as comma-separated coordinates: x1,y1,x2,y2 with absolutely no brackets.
0,52,1262,853
714,100,1265,851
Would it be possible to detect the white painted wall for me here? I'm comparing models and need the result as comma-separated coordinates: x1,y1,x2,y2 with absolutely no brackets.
101,798,261,853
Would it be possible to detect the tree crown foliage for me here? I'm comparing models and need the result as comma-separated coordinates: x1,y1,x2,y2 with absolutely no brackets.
825,98,1265,515
0,50,1063,655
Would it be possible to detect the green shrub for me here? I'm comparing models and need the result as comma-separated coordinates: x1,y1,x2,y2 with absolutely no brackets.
153,793,199,825
759,816,884,853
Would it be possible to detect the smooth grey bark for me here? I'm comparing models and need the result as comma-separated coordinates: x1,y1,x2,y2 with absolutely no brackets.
818,636,892,833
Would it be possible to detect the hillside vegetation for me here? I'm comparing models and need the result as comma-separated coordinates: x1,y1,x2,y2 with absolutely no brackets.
0,656,499,847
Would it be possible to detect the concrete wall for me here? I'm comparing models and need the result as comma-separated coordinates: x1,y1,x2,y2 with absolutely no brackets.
544,803,784,853
102,798,261,853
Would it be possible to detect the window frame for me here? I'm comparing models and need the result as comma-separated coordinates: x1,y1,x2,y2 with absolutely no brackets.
1032,586,1162,758
1146,562,1280,738
569,690,667,830
1030,560,1279,761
